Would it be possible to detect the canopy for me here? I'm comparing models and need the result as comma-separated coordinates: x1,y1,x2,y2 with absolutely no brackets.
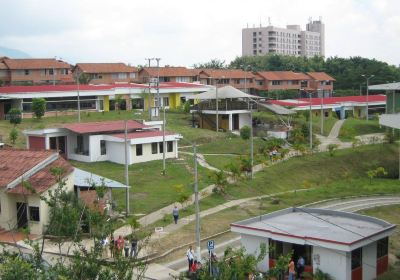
369,82,400,91
258,102,296,115
74,168,129,189
187,85,261,100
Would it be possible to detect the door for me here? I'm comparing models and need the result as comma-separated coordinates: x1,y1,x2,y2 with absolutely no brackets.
16,202,28,229
232,114,239,130
58,136,67,158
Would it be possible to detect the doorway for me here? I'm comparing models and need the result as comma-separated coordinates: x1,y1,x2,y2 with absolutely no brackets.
16,202,28,229
232,114,239,130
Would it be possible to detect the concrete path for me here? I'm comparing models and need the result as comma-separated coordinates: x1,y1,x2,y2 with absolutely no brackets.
316,119,352,151
328,119,345,138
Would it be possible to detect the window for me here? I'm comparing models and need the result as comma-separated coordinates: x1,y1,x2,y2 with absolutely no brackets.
100,140,106,155
272,80,281,85
151,142,158,154
167,141,173,152
377,237,389,258
29,206,40,222
24,69,30,75
129,73,136,78
163,97,169,107
159,142,164,153
253,38,257,43
253,32,256,36
77,135,83,153
136,144,143,156
118,73,127,79
268,239,283,259
50,137,57,150
351,248,362,270
253,44,257,49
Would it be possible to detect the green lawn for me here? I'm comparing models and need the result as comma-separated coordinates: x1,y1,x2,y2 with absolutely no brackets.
339,117,386,141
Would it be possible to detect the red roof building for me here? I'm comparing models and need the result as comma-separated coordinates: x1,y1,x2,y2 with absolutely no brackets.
74,63,139,84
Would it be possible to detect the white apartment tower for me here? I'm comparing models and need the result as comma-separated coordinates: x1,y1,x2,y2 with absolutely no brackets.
242,19,325,57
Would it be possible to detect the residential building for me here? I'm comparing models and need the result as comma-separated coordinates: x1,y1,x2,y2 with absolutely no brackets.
306,72,335,97
0,82,210,119
369,82,400,129
138,67,199,83
74,63,138,84
242,19,325,57
256,71,311,92
268,95,386,119
24,120,181,165
198,69,259,93
231,207,395,280
0,58,73,86
0,149,74,235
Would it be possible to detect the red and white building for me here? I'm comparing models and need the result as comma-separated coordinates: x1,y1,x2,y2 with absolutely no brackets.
231,207,395,280
24,120,181,165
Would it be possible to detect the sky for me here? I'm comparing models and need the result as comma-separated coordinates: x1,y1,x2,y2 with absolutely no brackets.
1,0,400,67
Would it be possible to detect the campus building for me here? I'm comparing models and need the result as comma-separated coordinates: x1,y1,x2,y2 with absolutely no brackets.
74,63,138,84
231,207,395,280
369,82,400,129
242,19,325,57
138,67,199,83
0,57,73,86
24,120,181,165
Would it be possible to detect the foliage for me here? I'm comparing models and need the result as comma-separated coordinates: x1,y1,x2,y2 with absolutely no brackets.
77,72,92,85
8,108,22,126
327,144,339,156
240,125,251,140
182,101,191,113
197,244,267,280
239,156,252,175
366,167,388,183
32,98,46,119
267,252,292,279
114,95,124,113
264,89,299,100
175,184,191,206
225,160,242,181
209,170,228,194
193,59,227,69
0,252,37,280
9,127,18,144
303,268,334,280
229,54,400,91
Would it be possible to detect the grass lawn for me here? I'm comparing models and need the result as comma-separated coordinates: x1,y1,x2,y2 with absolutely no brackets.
196,136,265,155
339,117,386,141
359,205,400,279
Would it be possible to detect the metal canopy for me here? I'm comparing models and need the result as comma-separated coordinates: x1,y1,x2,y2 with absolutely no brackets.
74,168,129,189
258,102,296,115
369,82,400,91
187,85,262,100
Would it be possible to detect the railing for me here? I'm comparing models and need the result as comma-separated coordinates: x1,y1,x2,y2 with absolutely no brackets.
192,100,256,111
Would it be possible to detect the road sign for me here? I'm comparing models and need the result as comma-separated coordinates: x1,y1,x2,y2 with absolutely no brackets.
207,240,215,250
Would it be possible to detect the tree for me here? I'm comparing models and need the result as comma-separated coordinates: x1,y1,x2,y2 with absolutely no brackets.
32,98,46,119
193,59,227,69
78,73,92,84
209,170,228,194
9,127,18,145
114,95,124,113
240,125,251,140
8,108,22,126
366,167,388,184
327,143,339,156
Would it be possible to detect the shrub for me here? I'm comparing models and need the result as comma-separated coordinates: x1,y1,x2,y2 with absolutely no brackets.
327,144,339,156
8,108,22,126
32,98,46,119
240,125,251,140
9,127,18,145
183,101,191,113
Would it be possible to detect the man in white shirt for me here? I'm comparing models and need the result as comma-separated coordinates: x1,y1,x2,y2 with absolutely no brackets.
186,245,194,272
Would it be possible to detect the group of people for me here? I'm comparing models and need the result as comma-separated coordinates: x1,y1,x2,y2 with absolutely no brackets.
186,245,204,278
288,255,305,280
101,235,138,259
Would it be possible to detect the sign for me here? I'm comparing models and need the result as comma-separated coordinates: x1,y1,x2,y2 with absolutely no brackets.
207,240,215,250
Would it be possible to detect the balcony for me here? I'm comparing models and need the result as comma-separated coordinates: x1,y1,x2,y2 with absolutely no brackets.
192,100,256,112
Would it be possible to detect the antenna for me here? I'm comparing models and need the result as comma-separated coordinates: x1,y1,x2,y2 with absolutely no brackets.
268,17,271,26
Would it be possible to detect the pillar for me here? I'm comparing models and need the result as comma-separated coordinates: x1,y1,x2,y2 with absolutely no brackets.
104,96,110,112
125,95,132,110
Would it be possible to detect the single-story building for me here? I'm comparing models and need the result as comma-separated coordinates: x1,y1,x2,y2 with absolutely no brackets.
0,82,211,120
24,120,181,165
0,149,74,235
268,95,387,119
231,207,396,280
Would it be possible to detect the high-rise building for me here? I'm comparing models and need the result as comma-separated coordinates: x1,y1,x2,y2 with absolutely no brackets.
242,19,325,57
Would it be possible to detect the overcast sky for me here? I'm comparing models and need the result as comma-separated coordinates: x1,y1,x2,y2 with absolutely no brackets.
1,0,399,67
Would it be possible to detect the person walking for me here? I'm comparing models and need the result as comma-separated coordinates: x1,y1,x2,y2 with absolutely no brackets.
124,238,130,257
102,236,109,258
172,205,179,224
186,245,194,272
116,235,124,257
297,255,305,279
288,258,295,280
109,235,115,258
130,237,138,258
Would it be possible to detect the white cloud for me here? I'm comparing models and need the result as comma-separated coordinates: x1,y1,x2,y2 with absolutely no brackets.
0,0,399,66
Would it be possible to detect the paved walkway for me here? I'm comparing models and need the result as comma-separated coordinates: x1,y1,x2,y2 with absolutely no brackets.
316,119,352,151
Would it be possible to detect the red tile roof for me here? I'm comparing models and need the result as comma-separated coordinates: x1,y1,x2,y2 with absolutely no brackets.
0,62,7,70
8,157,74,195
63,120,147,134
200,69,255,79
0,149,55,188
140,67,198,77
76,63,137,73
269,95,386,107
3,58,71,70
111,130,176,139
256,71,310,81
306,72,336,81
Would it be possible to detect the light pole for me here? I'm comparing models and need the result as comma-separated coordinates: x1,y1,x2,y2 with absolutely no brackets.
320,88,323,135
307,90,313,151
215,79,219,132
75,70,82,123
193,143,201,260
361,74,374,122
145,58,155,120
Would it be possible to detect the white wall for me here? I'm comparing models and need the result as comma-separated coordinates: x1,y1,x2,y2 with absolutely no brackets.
240,234,269,272
130,141,178,164
363,242,377,280
313,246,351,280
239,113,251,129
107,141,128,164
89,135,108,162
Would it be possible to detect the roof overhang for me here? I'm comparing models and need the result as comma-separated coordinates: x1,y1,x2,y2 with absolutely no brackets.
379,114,400,129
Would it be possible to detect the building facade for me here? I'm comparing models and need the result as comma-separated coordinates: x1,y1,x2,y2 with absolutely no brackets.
74,63,138,84
242,19,325,57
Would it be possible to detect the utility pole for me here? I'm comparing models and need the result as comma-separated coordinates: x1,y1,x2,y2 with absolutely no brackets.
309,91,313,152
145,58,154,120
193,143,201,261
361,74,374,122
162,92,166,175
77,71,81,123
215,79,219,132
250,99,254,179
124,120,130,216
320,89,324,135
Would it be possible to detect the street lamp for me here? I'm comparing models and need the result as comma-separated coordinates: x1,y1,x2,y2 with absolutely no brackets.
361,74,374,122
215,78,219,132
301,88,313,151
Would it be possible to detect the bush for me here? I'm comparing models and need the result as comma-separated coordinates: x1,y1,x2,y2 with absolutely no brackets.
327,144,339,156
240,125,251,140
8,108,22,126
9,127,18,145
32,98,46,119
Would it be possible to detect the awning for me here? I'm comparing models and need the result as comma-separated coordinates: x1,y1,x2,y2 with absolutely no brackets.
74,168,129,189
369,82,400,91
187,85,261,100
258,102,296,115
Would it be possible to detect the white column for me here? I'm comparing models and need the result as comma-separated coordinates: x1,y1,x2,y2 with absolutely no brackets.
228,114,233,131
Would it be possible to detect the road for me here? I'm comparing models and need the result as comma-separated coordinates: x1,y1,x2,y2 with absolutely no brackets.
161,195,400,274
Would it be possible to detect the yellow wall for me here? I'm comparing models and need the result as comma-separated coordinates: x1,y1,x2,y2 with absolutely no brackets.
144,95,155,110
104,96,110,112
169,93,181,109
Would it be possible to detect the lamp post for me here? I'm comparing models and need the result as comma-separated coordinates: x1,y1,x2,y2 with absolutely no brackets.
215,79,219,132
361,74,374,122
320,88,323,135
75,70,82,123
307,90,313,151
